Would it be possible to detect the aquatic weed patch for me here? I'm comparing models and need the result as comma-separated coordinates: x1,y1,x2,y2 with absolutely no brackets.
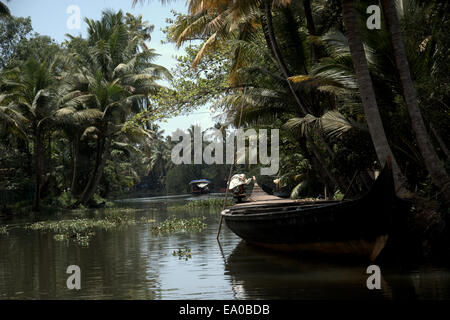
184,199,233,208
100,208,140,225
152,217,206,235
24,208,155,246
0,225,8,235
25,219,116,246
173,247,192,260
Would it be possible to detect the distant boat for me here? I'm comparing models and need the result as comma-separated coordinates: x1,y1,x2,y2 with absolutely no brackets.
189,179,211,195
221,162,409,261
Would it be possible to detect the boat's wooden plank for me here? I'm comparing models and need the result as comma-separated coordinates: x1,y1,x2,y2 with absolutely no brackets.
229,199,341,210
226,202,339,215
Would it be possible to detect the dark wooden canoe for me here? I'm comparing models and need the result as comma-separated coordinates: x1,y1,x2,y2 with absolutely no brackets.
221,164,401,261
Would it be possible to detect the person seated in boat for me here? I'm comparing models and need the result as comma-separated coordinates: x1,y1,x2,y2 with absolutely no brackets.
229,174,252,203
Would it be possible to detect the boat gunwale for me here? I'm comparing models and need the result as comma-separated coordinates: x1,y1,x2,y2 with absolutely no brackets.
221,198,361,220
229,199,344,210
224,200,349,213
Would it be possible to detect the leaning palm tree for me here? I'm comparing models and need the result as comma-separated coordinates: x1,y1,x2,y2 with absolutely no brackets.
341,0,408,194
380,0,450,203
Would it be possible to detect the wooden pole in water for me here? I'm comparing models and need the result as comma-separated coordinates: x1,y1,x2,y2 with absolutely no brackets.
217,88,247,240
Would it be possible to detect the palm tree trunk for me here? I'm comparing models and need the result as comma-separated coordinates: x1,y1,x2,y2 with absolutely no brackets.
380,0,450,203
303,0,322,60
262,0,350,191
32,127,44,212
79,136,111,205
303,0,316,36
342,0,408,194
261,1,334,154
430,123,450,160
70,135,80,196
262,0,309,115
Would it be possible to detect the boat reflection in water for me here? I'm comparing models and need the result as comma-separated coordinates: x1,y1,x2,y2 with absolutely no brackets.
224,241,427,300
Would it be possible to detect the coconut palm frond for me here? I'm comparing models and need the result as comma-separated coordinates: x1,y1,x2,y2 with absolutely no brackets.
193,32,218,68
285,110,366,139
111,141,141,156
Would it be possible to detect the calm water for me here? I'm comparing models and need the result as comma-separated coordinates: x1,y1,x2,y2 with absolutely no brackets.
1,195,450,300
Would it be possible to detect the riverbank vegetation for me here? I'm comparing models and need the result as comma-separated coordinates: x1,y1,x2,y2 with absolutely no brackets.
0,9,172,212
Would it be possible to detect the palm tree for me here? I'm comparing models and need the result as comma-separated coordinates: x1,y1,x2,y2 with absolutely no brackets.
341,0,407,194
66,10,170,206
380,0,450,203
0,58,59,211
54,86,103,196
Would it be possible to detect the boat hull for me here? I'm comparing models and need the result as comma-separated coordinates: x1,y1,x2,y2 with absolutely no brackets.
222,163,399,261
223,199,393,260
243,236,389,261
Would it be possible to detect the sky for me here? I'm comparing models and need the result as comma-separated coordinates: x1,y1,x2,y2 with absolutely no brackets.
8,0,215,135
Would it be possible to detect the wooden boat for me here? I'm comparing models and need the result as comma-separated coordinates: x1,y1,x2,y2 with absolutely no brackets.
189,179,211,195
259,183,292,198
221,163,406,261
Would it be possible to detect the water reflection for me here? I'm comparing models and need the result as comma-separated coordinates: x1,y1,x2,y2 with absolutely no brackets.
224,241,385,300
1,195,450,300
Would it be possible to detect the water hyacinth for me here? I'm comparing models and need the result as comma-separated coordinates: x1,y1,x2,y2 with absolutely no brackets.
25,208,155,246
173,247,192,260
0,225,8,235
152,217,206,235
26,219,114,246
184,199,233,209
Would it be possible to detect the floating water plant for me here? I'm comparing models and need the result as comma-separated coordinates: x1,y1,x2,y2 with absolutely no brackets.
139,216,156,224
184,199,233,209
173,247,192,260
26,219,113,246
0,225,8,235
24,209,155,246
152,217,206,235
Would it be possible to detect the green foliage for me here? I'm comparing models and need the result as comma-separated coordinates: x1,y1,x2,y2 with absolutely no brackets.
26,219,112,246
45,191,77,208
24,207,153,246
185,198,233,208
0,10,176,209
0,16,32,68
1,1,449,211
7,35,63,68
151,216,206,235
